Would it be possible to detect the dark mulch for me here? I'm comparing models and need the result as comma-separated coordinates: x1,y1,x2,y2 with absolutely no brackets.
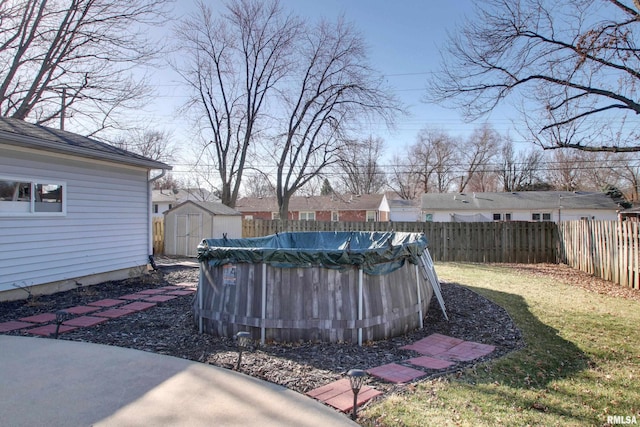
0,262,523,396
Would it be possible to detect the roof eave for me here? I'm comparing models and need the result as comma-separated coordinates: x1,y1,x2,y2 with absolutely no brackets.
0,130,172,170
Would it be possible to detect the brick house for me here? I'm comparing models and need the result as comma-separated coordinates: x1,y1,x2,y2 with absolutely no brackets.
235,193,390,222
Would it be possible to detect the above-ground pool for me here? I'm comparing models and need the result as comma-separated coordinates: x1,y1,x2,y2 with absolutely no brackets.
194,231,444,344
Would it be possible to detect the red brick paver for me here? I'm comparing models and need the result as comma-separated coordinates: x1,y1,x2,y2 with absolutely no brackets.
118,293,146,301
165,290,195,296
306,378,382,412
407,355,455,370
26,324,77,336
93,308,136,319
400,333,464,356
119,301,157,312
87,299,125,308
0,321,34,333
63,316,109,327
137,289,166,295
438,341,496,362
367,363,426,383
63,305,101,315
143,295,178,303
19,313,57,323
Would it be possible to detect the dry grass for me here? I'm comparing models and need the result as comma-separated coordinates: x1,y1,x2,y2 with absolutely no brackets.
360,262,640,427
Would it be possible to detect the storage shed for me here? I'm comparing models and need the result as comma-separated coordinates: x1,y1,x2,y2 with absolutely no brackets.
195,231,447,344
164,200,242,257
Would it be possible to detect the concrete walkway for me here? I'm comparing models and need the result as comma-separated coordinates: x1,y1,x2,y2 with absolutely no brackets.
0,335,358,427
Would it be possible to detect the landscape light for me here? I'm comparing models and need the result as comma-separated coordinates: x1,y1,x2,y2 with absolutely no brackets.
236,331,252,370
347,368,367,420
54,310,70,339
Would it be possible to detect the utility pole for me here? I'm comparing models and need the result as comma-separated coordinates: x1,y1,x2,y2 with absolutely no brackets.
60,88,66,130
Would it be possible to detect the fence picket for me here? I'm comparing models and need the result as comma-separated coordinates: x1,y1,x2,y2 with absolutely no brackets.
240,219,639,290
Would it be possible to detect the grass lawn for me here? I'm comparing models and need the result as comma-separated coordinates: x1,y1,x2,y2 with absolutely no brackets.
360,263,640,427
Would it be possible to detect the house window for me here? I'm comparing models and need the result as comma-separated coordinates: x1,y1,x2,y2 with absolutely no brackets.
168,203,172,210
505,213,512,221
532,212,552,222
366,211,376,222
0,178,65,215
245,215,254,220
154,204,159,214
271,212,280,220
299,211,316,221
331,211,339,222
424,213,433,222
493,213,502,221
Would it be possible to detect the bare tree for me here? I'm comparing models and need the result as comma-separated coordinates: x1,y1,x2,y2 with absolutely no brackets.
174,0,301,207
607,153,640,202
243,172,275,198
457,124,501,192
387,153,421,200
410,128,459,193
112,128,176,163
544,149,592,191
273,17,399,218
0,0,170,135
429,0,640,153
336,136,387,195
153,172,184,191
499,141,547,191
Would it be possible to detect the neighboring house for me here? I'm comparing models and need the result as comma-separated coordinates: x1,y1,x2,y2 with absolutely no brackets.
386,194,421,222
0,118,170,301
421,191,621,223
619,206,640,222
164,200,242,257
235,193,390,222
152,188,216,217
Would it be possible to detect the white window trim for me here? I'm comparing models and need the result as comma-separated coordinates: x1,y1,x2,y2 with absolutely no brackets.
298,211,316,221
0,176,66,217
366,210,377,222
271,212,280,220
331,211,339,222
532,212,552,222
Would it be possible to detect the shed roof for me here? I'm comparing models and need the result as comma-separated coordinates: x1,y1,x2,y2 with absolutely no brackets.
421,191,621,211
165,200,241,216
0,117,170,170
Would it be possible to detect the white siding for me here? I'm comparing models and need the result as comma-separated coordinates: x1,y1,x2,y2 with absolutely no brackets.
0,145,150,292
423,209,618,223
211,215,242,239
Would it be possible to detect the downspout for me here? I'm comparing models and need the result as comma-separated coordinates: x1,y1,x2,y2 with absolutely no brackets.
147,169,167,261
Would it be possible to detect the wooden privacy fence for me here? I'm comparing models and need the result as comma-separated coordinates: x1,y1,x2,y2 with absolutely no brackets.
152,217,164,255
241,219,639,289
242,219,558,263
558,220,639,289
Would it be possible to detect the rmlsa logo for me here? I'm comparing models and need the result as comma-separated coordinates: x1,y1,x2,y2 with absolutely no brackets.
607,415,638,425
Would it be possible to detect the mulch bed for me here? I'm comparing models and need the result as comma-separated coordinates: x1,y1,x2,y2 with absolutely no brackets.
1,262,527,397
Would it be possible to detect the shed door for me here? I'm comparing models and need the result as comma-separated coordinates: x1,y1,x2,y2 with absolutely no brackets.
175,213,203,257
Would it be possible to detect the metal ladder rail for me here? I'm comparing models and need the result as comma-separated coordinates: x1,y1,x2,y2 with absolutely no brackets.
419,251,448,321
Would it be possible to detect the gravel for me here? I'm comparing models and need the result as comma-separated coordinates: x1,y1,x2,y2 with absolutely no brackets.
0,260,526,397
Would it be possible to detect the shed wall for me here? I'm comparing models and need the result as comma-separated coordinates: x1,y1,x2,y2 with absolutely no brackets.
164,203,242,256
0,144,150,294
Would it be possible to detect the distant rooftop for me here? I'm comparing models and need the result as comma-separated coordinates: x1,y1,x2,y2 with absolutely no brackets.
421,191,621,211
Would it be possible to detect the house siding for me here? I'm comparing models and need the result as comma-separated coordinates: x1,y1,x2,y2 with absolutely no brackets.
0,145,150,293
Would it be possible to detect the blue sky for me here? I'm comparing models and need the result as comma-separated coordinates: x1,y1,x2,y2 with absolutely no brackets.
142,0,523,163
